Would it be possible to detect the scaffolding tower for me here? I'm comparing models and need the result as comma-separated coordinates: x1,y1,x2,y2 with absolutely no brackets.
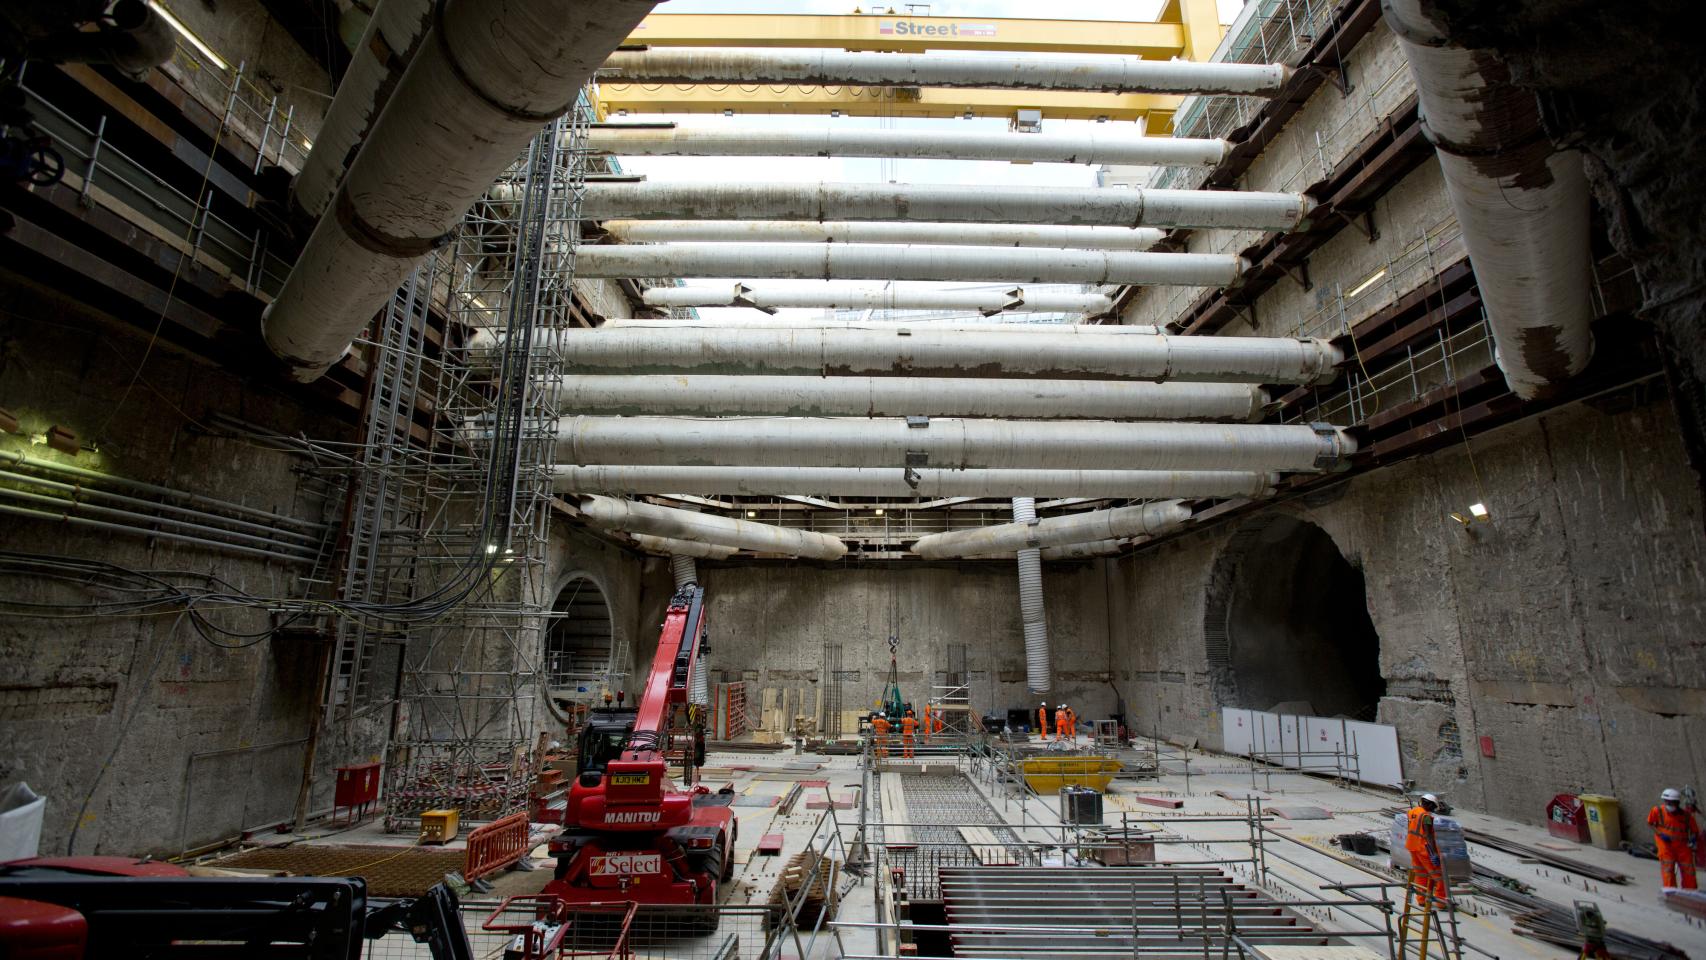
306,94,597,831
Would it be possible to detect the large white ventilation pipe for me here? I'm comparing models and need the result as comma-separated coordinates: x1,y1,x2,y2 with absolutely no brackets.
671,553,710,706
581,182,1311,231
260,0,658,381
556,418,1356,473
547,375,1266,421
642,283,1114,315
578,495,848,561
602,220,1166,251
1384,0,1594,399
601,49,1292,97
290,0,432,219
632,534,736,560
574,243,1241,286
1010,497,1051,694
587,124,1228,168
604,318,1161,334
505,328,1343,384
554,466,1277,500
913,501,1193,559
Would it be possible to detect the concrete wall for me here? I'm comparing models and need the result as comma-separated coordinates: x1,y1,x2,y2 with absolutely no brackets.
692,562,1117,731
1105,392,1706,839
0,314,356,857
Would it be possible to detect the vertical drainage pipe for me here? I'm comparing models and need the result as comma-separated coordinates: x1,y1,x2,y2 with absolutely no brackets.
1011,497,1051,695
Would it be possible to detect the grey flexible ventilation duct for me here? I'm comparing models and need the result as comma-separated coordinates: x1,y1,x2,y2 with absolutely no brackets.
1011,497,1050,694
670,554,710,706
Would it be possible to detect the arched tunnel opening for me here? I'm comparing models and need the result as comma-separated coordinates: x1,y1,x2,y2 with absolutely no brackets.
1215,515,1385,719
545,576,615,705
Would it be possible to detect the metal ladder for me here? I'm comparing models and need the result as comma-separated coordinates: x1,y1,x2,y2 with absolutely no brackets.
1396,868,1464,960
324,262,432,723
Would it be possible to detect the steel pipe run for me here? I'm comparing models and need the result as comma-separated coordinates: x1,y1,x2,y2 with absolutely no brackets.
631,534,736,560
290,0,433,219
581,181,1311,231
511,328,1344,384
1011,497,1050,694
574,243,1239,286
555,418,1357,473
604,318,1161,334
260,0,658,381
641,283,1114,315
576,495,847,561
600,49,1292,97
586,124,1229,168
1384,0,1594,400
912,501,1193,559
552,466,1277,499
602,220,1167,250
546,376,1267,421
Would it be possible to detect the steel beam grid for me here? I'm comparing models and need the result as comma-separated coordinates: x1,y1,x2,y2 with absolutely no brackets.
363,94,597,829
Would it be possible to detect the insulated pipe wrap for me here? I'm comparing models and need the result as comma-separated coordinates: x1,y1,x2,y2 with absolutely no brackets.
554,418,1356,473
578,495,847,561
913,501,1194,558
261,0,658,380
640,284,1114,315
1383,0,1593,399
670,554,698,588
1011,497,1050,694
544,375,1266,421
291,0,434,219
603,319,1162,334
553,466,1277,499
630,534,737,560
587,125,1228,168
573,243,1241,286
601,49,1291,97
602,220,1167,250
581,181,1311,231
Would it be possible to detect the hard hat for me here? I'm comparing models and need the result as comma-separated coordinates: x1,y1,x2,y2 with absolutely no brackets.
1663,788,1683,802
1421,793,1438,803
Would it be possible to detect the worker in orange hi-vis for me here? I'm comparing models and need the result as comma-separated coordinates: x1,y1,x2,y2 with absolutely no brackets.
1065,705,1079,745
901,709,918,759
872,714,891,759
922,703,933,744
1037,701,1050,740
1405,793,1446,902
1648,788,1702,889
1054,704,1071,743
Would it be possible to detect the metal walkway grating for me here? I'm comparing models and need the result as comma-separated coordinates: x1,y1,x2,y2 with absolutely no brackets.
939,866,1329,959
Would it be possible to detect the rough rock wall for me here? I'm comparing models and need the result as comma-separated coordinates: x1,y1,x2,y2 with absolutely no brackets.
1108,391,1706,837
693,562,1117,731
0,312,358,856
1425,0,1706,496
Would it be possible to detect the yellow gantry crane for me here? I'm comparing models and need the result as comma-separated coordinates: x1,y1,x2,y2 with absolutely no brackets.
594,0,1227,130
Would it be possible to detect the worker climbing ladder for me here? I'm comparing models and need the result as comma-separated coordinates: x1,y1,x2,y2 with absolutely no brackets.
1396,868,1464,960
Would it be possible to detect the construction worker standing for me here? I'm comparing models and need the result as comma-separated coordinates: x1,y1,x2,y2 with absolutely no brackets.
1037,701,1050,739
901,709,918,759
1065,704,1079,745
1054,703,1070,743
872,713,891,759
1405,793,1445,901
922,703,933,744
1648,788,1701,889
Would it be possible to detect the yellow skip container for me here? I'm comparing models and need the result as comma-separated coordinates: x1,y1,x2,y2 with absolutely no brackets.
1021,756,1123,793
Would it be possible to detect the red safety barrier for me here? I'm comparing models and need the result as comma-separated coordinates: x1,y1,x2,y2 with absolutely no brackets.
465,810,531,882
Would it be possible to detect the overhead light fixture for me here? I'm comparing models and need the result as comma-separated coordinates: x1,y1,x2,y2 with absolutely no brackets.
1345,268,1387,299
874,508,885,516
147,1,229,70
745,510,757,518
485,543,499,555
1468,502,1490,521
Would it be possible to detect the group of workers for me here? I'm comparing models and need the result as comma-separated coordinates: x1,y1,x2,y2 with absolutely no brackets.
1036,700,1079,744
869,705,946,759
1405,786,1702,910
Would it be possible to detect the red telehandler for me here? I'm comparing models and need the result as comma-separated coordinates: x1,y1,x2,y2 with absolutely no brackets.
542,584,735,925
